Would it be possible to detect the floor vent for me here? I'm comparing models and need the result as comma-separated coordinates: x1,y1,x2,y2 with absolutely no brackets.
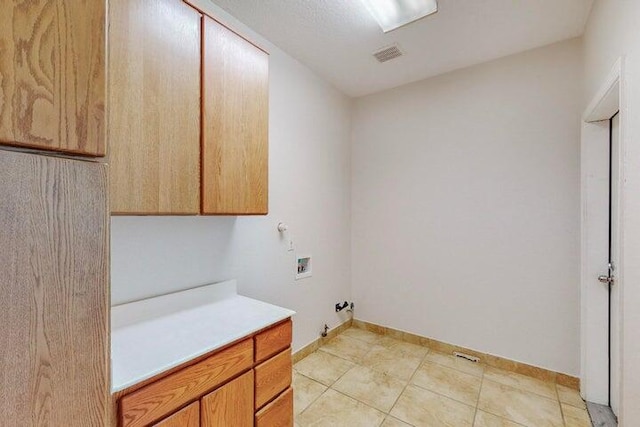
373,44,403,63
454,352,480,363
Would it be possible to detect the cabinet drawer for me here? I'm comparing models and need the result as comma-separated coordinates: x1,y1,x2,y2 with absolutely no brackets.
153,402,199,427
120,339,253,427
255,387,293,427
255,319,292,363
255,349,292,409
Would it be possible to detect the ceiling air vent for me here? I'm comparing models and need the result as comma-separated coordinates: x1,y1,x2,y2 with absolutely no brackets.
373,44,403,63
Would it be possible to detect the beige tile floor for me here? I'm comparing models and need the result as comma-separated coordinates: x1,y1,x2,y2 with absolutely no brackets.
293,327,592,427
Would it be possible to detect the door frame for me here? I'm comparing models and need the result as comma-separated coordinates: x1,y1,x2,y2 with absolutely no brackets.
580,57,625,408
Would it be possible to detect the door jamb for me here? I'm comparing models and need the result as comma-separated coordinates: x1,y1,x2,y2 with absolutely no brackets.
580,57,624,409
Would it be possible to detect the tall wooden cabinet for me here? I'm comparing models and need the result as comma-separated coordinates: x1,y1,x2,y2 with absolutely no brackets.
0,0,110,425
109,0,201,214
202,16,269,215
0,0,106,156
0,150,109,424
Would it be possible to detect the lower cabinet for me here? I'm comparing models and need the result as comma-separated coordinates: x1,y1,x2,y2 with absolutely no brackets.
117,319,293,427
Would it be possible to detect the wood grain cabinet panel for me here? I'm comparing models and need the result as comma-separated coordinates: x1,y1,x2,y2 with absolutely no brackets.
0,0,105,156
255,349,292,409
255,320,293,363
120,339,253,427
109,0,201,214
255,387,293,427
201,371,254,427
153,402,199,427
0,150,109,424
202,16,269,215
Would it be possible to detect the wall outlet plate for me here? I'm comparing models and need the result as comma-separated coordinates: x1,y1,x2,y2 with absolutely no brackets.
296,254,312,280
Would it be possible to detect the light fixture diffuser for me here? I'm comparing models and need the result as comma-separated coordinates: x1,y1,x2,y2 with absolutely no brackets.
361,0,438,33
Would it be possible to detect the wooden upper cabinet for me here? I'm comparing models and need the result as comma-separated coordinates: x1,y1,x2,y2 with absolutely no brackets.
202,17,269,215
109,0,201,214
0,0,106,156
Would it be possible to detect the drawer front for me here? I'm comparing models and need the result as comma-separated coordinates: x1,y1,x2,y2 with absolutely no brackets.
255,349,292,409
255,387,293,427
153,402,199,427
255,319,292,363
120,339,253,427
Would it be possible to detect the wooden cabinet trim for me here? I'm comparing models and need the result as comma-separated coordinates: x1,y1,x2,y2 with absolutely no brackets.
255,319,293,363
120,339,253,427
255,348,292,410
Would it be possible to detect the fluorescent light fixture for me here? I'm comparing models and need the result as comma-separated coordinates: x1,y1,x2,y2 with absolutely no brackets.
361,0,438,33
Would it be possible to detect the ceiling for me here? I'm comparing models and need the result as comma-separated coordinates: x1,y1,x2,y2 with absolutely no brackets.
210,0,594,97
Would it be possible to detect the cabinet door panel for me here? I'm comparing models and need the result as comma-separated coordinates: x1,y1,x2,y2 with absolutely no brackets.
0,150,109,424
202,17,269,215
0,1,105,156
153,402,199,427
109,0,201,214
202,371,254,427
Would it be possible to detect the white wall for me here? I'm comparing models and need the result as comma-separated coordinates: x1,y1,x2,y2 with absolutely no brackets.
111,0,353,351
584,1,640,424
351,39,583,376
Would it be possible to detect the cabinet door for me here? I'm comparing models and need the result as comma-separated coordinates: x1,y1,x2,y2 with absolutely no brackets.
109,0,201,214
202,17,269,215
201,371,254,427
153,402,199,427
0,150,109,424
0,1,105,156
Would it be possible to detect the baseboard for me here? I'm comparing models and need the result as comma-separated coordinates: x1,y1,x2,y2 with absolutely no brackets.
351,319,580,391
292,318,353,364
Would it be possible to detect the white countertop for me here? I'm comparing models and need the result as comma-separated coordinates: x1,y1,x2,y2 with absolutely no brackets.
111,280,295,393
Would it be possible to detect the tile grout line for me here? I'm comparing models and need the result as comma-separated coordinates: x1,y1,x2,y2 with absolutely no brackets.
474,382,554,427
555,383,568,427
295,386,331,421
472,366,485,426
342,327,562,427
305,328,540,427
383,344,431,425
337,328,428,424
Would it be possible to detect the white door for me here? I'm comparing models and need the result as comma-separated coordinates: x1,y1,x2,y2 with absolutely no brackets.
610,112,620,416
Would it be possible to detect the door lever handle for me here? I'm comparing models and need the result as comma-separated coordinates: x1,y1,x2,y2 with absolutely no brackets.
598,275,614,284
